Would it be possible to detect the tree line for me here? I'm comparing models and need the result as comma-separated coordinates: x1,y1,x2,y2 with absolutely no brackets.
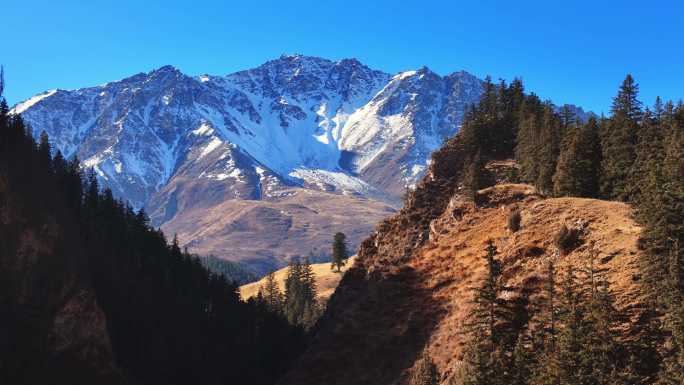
413,74,683,384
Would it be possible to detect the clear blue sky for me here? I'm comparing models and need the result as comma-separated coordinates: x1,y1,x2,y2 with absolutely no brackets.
3,0,683,114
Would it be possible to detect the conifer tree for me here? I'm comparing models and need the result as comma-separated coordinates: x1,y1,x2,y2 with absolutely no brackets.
535,105,562,194
260,270,283,314
462,240,513,385
630,104,665,208
559,104,577,128
331,232,348,272
552,117,602,197
601,74,642,201
284,259,303,324
515,108,542,184
463,151,483,203
553,266,587,384
300,257,321,328
581,250,623,384
37,131,52,170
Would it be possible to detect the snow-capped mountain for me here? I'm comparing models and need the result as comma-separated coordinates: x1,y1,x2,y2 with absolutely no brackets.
12,55,484,271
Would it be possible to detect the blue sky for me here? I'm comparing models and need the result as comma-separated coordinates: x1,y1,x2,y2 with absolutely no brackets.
3,0,683,113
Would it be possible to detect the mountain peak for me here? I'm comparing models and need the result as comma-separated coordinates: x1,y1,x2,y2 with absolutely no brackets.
153,64,179,71
149,65,182,77
336,57,362,66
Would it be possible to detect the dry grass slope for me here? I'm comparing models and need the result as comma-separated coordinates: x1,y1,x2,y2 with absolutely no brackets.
240,256,356,301
160,187,394,274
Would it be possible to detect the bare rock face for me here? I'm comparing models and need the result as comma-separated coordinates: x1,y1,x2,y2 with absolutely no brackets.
48,290,124,384
13,55,484,270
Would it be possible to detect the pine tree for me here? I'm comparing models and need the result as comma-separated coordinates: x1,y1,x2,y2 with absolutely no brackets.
559,104,577,128
282,257,321,328
37,131,52,171
300,257,321,328
260,270,283,314
581,250,623,384
515,108,542,184
463,151,483,203
601,74,642,201
535,105,562,195
554,266,588,385
537,259,558,351
284,259,303,324
462,240,513,385
630,103,665,209
331,232,348,272
553,117,602,197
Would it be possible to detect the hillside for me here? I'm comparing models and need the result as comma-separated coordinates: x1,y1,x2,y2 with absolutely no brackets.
278,177,648,385
240,256,356,301
160,187,393,274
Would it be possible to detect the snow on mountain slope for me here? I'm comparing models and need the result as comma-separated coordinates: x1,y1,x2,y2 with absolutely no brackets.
12,55,484,269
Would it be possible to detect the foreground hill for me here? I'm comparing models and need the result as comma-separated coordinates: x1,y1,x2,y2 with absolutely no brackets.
240,256,356,301
279,177,648,385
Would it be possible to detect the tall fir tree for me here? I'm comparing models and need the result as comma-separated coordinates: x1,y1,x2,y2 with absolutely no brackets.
535,105,562,195
331,232,348,272
552,117,602,197
462,240,514,385
259,270,283,314
600,74,642,201
283,258,320,328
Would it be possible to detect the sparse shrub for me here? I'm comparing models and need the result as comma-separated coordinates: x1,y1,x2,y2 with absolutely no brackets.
554,224,581,254
508,210,522,232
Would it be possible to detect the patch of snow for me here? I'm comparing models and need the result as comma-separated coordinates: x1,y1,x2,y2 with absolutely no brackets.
192,123,214,136
199,137,223,159
394,70,417,81
289,167,376,195
11,90,57,114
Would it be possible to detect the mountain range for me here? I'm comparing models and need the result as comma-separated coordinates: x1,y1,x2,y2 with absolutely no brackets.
12,55,487,272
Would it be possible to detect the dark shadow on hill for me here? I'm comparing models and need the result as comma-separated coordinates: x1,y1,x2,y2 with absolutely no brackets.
277,264,445,385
